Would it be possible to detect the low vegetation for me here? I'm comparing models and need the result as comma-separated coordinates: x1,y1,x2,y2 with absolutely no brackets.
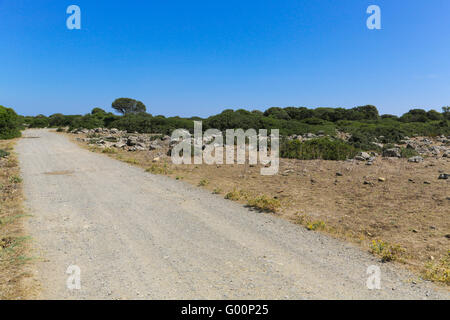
281,138,358,160
423,251,450,284
246,194,281,213
370,240,406,263
0,140,34,299
22,104,450,151
0,106,21,140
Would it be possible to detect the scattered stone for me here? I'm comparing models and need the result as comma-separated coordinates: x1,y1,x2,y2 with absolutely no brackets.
358,152,371,160
408,156,424,163
438,173,449,180
336,172,343,176
378,177,385,182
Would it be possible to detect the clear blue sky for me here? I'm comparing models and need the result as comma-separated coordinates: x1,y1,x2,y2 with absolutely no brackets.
1,0,449,117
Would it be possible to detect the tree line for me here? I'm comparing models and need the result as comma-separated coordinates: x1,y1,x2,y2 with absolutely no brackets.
1,98,449,147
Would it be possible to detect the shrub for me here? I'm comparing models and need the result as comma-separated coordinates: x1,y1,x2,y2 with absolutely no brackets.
198,179,209,186
212,187,222,194
9,175,22,184
247,195,281,212
0,149,10,158
400,147,418,158
281,138,358,160
370,240,405,262
27,114,49,128
306,220,326,231
225,189,248,201
423,251,450,284
0,105,21,139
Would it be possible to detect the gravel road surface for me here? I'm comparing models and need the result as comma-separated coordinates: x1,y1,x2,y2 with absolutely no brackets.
16,129,449,299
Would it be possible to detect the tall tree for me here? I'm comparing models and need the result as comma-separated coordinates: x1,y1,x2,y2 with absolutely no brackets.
112,98,146,115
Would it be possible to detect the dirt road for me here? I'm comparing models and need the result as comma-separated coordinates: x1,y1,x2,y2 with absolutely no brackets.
16,129,448,299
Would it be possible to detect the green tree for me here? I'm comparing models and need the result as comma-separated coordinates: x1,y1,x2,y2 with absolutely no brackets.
111,98,146,115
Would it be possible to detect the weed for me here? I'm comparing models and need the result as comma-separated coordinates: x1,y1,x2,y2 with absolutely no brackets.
247,194,281,213
125,158,139,165
212,187,222,194
423,251,450,284
400,147,419,158
0,149,10,158
146,163,172,175
198,179,209,186
307,220,326,231
225,189,248,201
102,147,117,154
370,239,405,262
9,175,22,184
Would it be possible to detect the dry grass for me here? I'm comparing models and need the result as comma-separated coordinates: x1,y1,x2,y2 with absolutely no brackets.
70,133,450,286
0,139,37,299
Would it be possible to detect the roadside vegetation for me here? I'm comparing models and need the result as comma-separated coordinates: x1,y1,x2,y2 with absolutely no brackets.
0,105,22,139
0,140,34,299
21,102,450,158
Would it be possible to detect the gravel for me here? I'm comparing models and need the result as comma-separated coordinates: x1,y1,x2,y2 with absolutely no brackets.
16,129,449,299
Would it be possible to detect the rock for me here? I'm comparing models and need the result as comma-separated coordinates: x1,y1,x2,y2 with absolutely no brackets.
113,142,126,148
127,136,138,146
408,156,424,163
357,152,371,160
438,173,449,180
383,148,401,158
378,177,385,182
152,157,160,162
149,143,162,151
336,172,343,177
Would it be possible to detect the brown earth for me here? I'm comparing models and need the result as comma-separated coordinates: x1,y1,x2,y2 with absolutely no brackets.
0,139,38,299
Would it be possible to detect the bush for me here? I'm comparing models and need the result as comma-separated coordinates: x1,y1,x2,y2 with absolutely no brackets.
370,240,405,262
0,106,21,139
400,147,418,158
27,114,49,128
247,195,281,213
281,138,358,160
0,149,10,158
423,251,450,284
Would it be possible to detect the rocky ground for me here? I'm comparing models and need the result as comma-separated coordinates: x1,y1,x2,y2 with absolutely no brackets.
67,127,449,286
